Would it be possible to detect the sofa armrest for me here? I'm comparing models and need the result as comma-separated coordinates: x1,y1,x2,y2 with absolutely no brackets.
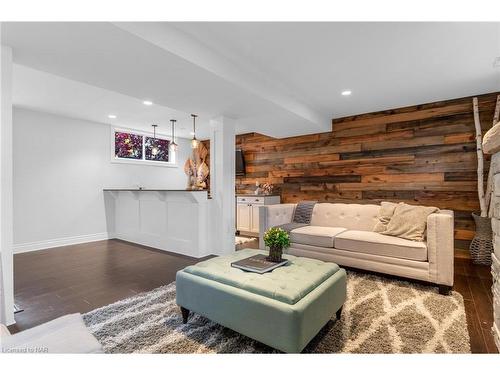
1,324,11,337
427,210,454,286
0,313,103,353
259,204,296,249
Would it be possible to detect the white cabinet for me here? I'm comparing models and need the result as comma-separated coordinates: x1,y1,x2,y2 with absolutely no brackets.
236,195,280,235
251,204,261,233
236,203,251,232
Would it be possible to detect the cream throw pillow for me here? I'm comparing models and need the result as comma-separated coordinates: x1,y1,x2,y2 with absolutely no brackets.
381,203,438,241
373,201,398,233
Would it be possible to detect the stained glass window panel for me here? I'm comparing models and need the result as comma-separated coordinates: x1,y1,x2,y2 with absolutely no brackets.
114,132,143,159
145,137,170,162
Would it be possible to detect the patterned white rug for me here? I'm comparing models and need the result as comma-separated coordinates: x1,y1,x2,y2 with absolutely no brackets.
83,271,470,353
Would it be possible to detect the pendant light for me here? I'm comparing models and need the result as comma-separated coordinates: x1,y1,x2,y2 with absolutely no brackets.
191,114,199,149
151,124,159,156
170,119,178,152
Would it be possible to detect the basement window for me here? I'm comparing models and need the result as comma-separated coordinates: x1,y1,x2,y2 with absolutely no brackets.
111,128,176,167
114,131,143,160
144,136,170,162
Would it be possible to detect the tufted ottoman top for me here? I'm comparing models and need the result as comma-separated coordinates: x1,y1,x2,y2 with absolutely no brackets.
182,249,340,305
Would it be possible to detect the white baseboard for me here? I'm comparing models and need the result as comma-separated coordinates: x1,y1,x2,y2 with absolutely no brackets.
13,232,111,254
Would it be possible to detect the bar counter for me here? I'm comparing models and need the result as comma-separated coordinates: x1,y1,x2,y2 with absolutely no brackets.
103,188,211,257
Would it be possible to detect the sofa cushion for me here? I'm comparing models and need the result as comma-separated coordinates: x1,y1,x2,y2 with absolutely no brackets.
311,203,380,231
373,201,398,233
290,226,347,248
335,230,428,261
183,249,340,305
292,200,317,224
381,203,438,241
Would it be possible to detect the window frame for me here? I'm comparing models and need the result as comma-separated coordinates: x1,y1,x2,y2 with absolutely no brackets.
110,126,177,168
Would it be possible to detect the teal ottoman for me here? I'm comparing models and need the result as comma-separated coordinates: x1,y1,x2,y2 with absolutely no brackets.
176,249,347,353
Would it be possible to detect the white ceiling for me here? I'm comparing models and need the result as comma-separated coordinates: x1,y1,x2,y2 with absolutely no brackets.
174,22,500,117
12,64,197,138
3,22,500,138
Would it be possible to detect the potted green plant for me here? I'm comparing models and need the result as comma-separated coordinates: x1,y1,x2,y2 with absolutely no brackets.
263,227,290,262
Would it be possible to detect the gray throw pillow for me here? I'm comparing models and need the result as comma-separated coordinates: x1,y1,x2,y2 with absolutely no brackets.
293,201,317,224
381,202,438,241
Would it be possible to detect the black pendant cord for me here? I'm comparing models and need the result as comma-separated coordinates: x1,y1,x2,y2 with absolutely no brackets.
152,124,157,141
170,119,176,143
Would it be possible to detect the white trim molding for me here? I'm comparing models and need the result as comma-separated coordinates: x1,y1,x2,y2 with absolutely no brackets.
13,232,112,254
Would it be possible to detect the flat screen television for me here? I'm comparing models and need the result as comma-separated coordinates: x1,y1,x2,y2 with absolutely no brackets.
236,149,246,176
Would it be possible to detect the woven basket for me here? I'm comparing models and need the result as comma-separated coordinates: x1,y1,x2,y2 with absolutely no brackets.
469,213,493,265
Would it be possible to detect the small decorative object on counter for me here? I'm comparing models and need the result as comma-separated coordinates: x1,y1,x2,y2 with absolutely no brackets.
184,140,209,190
261,183,274,195
263,227,290,263
254,181,261,195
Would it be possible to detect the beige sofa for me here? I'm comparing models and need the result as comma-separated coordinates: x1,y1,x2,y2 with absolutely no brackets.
259,203,454,294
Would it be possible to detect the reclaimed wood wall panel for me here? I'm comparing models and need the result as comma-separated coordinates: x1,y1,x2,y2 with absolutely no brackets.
205,92,500,253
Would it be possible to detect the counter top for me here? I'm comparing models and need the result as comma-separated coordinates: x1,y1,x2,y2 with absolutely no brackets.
235,194,280,197
103,188,208,192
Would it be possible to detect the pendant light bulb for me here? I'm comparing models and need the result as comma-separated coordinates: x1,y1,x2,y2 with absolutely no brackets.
151,124,159,157
191,114,198,149
191,138,199,149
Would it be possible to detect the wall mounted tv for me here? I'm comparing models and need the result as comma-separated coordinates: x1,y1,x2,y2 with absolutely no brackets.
236,149,246,176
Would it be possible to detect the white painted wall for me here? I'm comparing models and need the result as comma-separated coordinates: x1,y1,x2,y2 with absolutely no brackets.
1,44,15,325
13,107,191,252
209,116,235,256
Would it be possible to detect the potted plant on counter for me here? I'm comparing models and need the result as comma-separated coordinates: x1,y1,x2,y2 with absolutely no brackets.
263,227,290,262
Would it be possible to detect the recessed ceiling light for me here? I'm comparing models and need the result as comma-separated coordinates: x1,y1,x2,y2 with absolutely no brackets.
143,100,153,106
341,90,352,96
108,114,117,119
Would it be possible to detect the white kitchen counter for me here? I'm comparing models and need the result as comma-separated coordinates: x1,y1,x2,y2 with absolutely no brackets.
103,189,212,258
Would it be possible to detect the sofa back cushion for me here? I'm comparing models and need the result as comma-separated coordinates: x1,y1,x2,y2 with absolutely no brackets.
310,203,380,231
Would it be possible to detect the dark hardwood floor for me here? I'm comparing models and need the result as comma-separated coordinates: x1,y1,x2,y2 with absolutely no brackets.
8,238,497,353
454,257,497,353
9,239,210,333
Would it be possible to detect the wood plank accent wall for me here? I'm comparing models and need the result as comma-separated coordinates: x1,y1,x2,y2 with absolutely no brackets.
205,92,500,253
